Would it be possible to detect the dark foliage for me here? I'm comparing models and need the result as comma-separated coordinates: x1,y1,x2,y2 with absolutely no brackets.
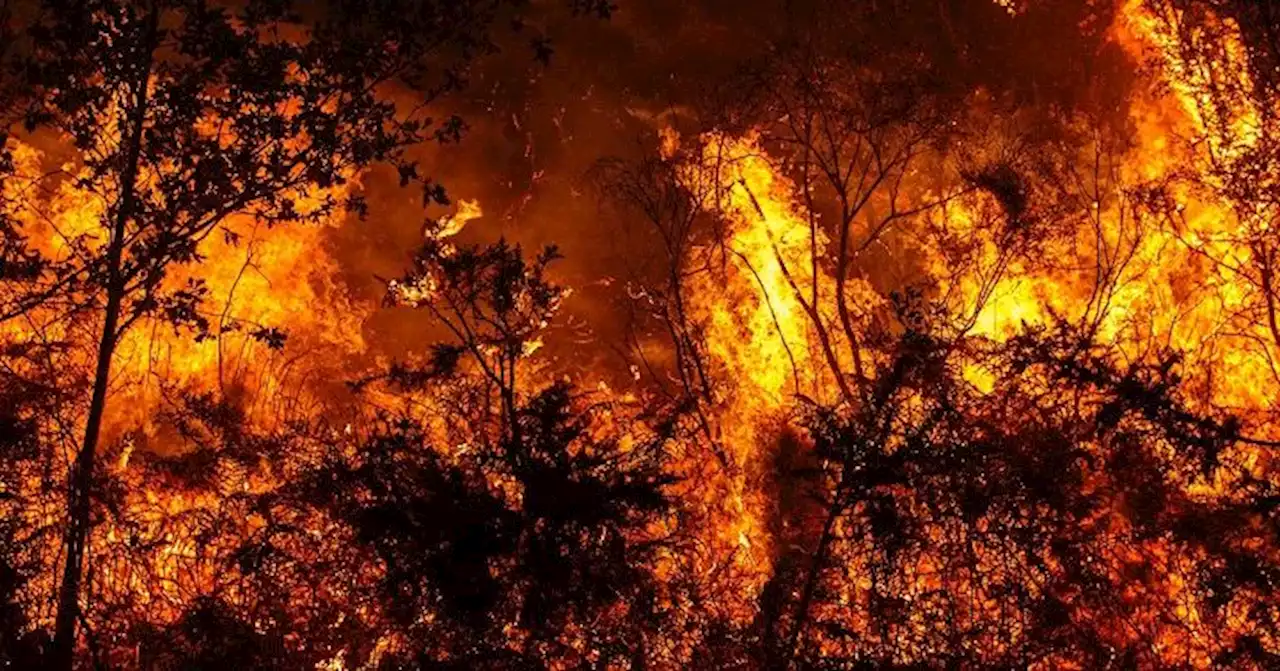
763,320,1280,668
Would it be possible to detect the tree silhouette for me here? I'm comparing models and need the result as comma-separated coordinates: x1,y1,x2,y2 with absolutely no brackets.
297,238,683,666
577,3,1280,666
0,1,584,666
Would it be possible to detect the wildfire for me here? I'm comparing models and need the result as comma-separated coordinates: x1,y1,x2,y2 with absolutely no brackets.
3,0,1280,668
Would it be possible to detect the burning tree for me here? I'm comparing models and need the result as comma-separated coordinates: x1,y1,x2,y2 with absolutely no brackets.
594,1,1280,667
0,0,1278,668
0,0,601,666
308,236,684,666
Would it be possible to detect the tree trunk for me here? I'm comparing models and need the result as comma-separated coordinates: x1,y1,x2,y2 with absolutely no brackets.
50,9,156,668
779,478,845,669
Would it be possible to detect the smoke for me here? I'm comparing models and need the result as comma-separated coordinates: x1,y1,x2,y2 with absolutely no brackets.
319,0,1138,393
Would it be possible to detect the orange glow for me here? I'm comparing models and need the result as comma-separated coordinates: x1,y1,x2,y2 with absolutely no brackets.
3,0,1280,667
